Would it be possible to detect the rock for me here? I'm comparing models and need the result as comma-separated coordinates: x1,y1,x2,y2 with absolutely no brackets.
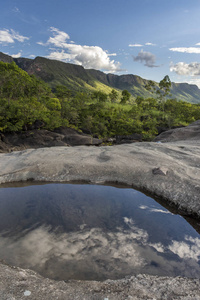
0,141,200,218
54,126,102,146
0,262,199,299
0,127,102,153
115,133,142,144
152,167,168,176
154,120,200,143
1,140,200,298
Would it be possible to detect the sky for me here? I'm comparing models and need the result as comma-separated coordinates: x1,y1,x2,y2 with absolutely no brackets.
1,0,200,86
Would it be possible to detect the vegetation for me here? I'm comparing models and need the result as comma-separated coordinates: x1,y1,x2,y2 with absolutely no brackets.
1,61,200,140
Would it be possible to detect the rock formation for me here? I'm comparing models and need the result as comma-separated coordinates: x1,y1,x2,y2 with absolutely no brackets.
1,123,200,298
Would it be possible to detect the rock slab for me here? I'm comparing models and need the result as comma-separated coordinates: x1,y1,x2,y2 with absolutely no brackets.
0,262,200,300
0,141,200,217
1,140,200,299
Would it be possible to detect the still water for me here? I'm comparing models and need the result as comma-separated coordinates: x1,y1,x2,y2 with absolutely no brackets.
0,183,200,281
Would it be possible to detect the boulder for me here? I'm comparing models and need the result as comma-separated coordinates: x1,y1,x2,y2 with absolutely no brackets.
0,127,102,153
154,120,200,143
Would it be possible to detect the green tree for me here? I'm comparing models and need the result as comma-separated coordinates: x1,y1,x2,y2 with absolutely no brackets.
145,75,172,103
92,91,108,102
109,89,118,103
120,90,131,104
55,85,71,99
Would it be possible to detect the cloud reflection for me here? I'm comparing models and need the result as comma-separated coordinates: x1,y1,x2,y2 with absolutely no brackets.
139,205,172,214
169,236,200,261
0,225,200,280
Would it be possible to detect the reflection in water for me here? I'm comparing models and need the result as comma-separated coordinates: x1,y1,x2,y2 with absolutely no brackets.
0,183,199,281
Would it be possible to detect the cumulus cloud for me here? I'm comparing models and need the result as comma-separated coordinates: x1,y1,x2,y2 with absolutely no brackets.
0,29,29,44
169,236,200,261
149,242,165,253
39,27,121,72
11,51,22,58
133,49,159,68
170,62,200,76
169,47,200,54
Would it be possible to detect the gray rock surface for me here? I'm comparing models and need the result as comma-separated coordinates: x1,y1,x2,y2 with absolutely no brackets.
0,262,200,300
154,120,200,143
0,140,200,299
0,141,200,217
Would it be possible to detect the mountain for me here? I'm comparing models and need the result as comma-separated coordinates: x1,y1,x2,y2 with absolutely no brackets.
1,52,200,103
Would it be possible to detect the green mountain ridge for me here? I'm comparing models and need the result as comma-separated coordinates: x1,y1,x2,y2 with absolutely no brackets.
1,51,200,103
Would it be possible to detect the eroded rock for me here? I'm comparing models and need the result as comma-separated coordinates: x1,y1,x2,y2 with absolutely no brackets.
1,140,200,299
0,127,103,153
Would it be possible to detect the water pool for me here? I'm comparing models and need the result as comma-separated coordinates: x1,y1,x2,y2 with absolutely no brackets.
0,183,199,281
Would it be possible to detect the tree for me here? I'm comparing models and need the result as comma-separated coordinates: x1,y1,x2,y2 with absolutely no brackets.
0,62,51,104
158,75,172,98
145,75,171,101
120,90,131,104
109,89,118,102
145,75,172,115
92,91,107,102
55,85,71,99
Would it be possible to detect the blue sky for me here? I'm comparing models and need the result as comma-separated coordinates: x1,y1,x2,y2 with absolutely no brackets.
1,0,200,86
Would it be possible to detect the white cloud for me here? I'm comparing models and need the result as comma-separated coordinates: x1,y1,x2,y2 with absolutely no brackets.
187,78,200,88
129,43,143,47
0,225,148,278
47,27,70,48
37,41,46,46
139,205,149,210
133,49,159,68
40,27,121,72
11,51,22,58
145,42,156,46
47,50,75,62
0,29,29,45
169,236,200,261
149,242,165,253
150,208,171,214
169,47,200,54
170,62,200,76
129,43,156,47
0,29,14,44
139,205,171,214
107,53,117,57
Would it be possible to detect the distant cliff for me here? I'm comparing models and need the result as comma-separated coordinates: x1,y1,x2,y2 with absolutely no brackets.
1,51,200,103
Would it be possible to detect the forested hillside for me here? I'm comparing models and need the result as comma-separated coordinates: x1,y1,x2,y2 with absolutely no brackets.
1,61,200,141
1,52,200,103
